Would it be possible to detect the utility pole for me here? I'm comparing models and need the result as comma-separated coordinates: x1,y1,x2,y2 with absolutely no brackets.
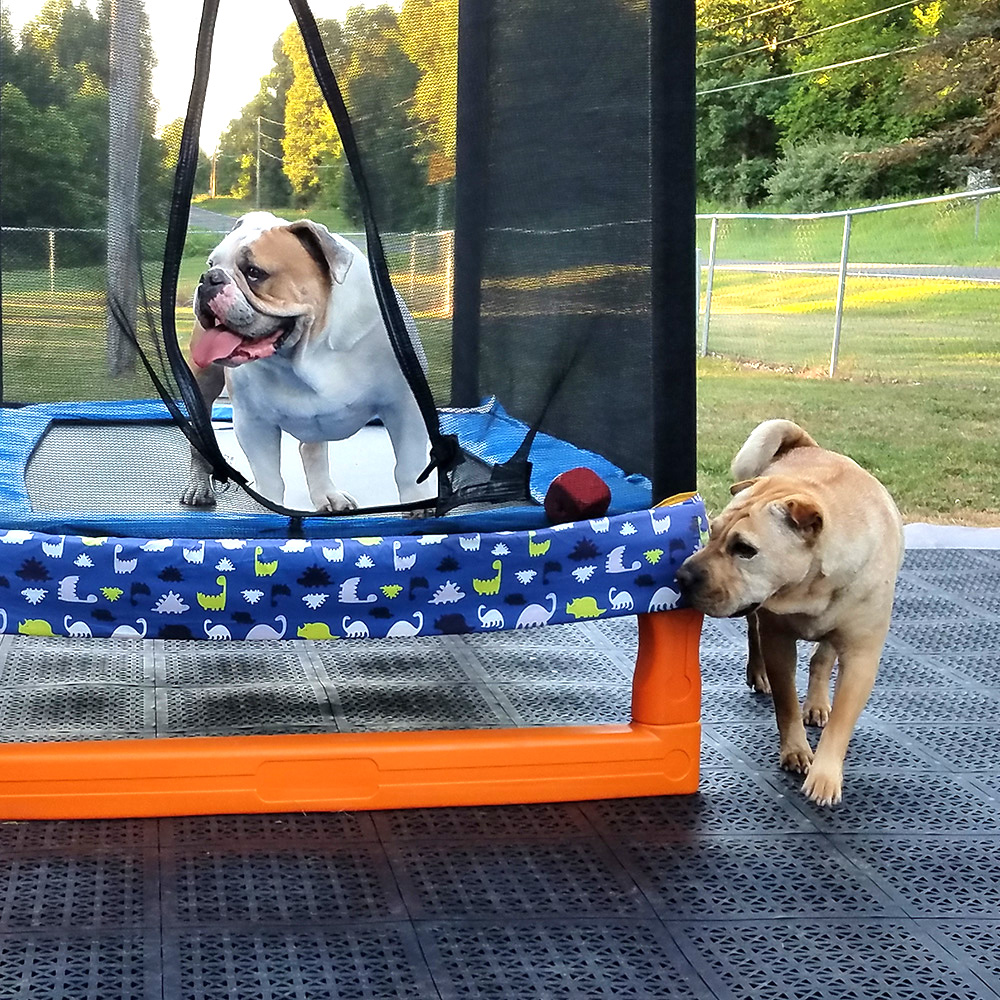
256,116,261,210
210,149,217,198
106,0,141,376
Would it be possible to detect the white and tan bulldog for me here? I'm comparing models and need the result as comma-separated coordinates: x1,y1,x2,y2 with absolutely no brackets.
676,419,903,806
179,212,433,513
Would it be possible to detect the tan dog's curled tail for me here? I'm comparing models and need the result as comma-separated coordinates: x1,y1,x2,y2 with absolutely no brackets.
730,419,819,481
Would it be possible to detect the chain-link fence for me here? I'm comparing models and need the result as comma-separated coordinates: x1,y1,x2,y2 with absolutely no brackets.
698,188,1000,387
0,224,457,405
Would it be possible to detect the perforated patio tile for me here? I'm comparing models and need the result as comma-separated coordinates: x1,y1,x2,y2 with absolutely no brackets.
864,687,1000,723
0,931,157,1000
615,834,898,921
910,654,1000,689
582,772,814,837
0,852,155,931
0,820,156,857
160,844,406,926
155,682,335,736
332,680,510,731
372,802,592,842
494,681,632,727
158,812,377,848
417,920,712,1000
836,837,1000,918
386,839,651,920
0,685,155,742
768,771,1000,833
164,926,436,1000
901,548,995,573
707,722,937,773
671,919,1000,1000
926,921,1000,991
462,646,631,684
894,723,1000,772
155,640,311,685
890,619,1000,655
0,638,147,686
313,637,475,683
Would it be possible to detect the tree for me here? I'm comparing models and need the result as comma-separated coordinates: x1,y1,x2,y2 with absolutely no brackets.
695,0,798,204
281,19,348,203
338,5,429,229
399,0,457,169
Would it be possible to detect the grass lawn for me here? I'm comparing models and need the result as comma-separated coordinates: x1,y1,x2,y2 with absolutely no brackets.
697,193,1000,268
696,355,1000,526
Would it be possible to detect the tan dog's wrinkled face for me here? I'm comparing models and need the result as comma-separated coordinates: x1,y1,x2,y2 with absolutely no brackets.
676,477,824,618
190,214,352,369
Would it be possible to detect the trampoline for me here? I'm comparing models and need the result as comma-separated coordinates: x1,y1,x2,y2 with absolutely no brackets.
0,0,699,818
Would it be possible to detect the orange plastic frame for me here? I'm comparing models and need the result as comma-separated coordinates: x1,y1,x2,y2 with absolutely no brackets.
0,609,701,819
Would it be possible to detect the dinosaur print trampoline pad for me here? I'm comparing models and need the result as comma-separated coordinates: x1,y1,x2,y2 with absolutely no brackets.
0,495,706,641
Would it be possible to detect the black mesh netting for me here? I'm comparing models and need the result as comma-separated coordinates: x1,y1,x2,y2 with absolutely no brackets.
0,0,694,533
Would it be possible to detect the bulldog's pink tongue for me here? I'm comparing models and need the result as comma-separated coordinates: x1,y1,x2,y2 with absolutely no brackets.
190,325,284,368
190,326,245,368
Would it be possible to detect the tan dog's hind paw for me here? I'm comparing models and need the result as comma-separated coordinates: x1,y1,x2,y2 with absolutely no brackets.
802,699,831,728
747,665,771,694
779,743,813,774
802,763,843,807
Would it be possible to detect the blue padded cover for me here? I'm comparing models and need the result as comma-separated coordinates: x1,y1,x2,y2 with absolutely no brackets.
0,494,706,640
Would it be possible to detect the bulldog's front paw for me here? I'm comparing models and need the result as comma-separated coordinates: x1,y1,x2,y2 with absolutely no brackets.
802,761,843,807
311,488,358,514
180,477,217,507
779,741,814,774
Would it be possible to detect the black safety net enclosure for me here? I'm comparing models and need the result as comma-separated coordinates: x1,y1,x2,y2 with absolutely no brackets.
0,0,694,541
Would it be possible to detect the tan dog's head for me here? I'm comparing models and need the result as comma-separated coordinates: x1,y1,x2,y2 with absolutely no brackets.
190,212,354,369
675,476,825,618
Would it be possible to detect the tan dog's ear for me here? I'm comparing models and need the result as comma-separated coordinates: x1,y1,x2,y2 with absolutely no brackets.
773,495,824,538
287,220,354,284
730,478,758,496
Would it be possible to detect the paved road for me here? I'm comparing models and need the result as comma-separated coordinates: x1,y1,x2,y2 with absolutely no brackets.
715,259,1000,284
188,205,238,232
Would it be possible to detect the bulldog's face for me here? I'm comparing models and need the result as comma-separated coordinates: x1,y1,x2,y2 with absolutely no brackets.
675,477,825,618
190,212,353,369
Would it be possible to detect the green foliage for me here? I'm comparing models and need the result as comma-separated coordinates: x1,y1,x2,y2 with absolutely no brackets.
696,0,990,209
0,0,169,236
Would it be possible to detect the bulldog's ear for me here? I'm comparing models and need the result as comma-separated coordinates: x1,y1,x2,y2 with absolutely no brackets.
772,495,824,538
730,478,758,496
287,220,354,284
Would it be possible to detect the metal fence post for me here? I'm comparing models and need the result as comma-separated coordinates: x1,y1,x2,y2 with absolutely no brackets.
700,215,718,356
48,231,56,293
830,213,852,378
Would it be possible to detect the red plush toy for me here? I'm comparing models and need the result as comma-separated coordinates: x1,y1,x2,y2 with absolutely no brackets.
544,467,612,524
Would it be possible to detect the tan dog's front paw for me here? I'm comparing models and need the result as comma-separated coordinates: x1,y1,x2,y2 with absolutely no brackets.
779,742,814,774
801,762,843,807
802,699,831,727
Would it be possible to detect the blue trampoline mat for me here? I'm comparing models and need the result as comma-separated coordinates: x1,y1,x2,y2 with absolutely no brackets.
0,396,655,538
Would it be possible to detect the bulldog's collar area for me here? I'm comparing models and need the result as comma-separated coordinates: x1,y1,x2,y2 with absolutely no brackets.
190,316,296,368
727,601,761,618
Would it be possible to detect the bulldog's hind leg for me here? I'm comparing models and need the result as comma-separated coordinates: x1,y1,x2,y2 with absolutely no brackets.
803,640,837,727
381,398,434,508
758,612,813,774
180,362,225,507
233,414,285,506
298,440,357,513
